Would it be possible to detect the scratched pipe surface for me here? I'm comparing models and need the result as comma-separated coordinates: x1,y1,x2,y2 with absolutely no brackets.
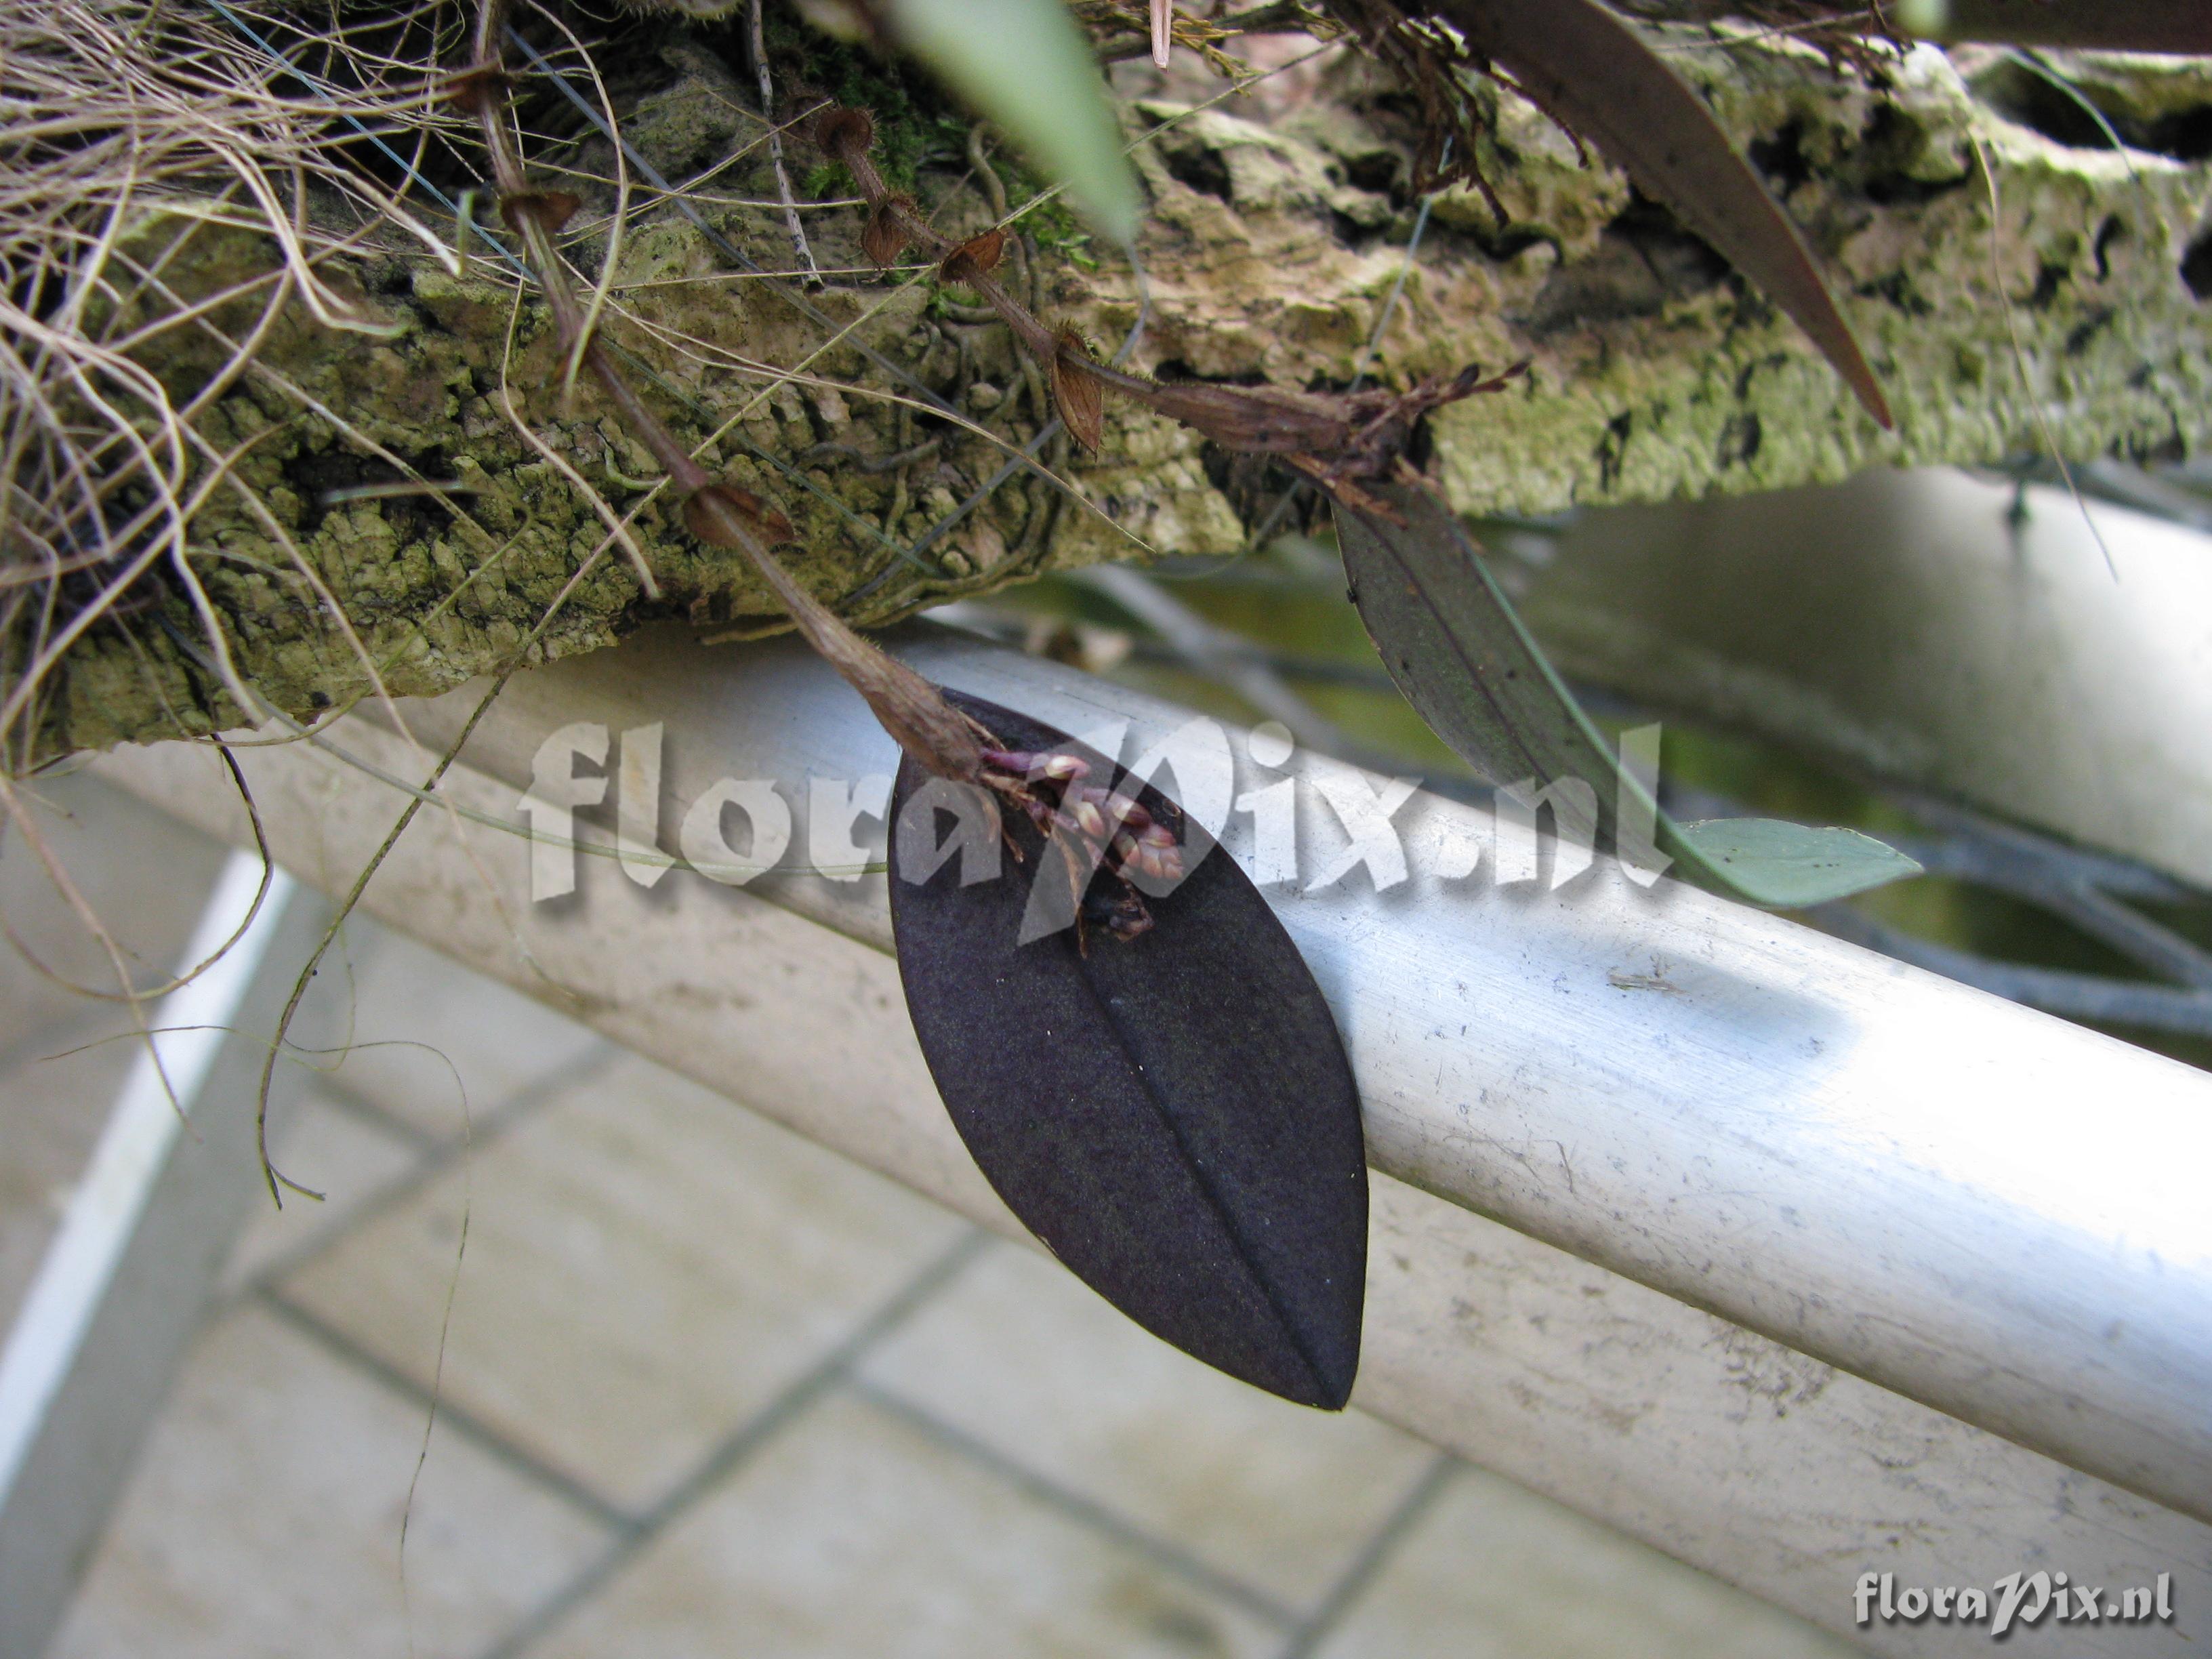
340,621,2212,1532
94,621,2212,1652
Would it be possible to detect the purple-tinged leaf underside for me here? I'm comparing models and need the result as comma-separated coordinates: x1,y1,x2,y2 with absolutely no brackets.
1431,0,1893,429
887,693,1368,1409
1909,1,2212,52
1336,485,1923,909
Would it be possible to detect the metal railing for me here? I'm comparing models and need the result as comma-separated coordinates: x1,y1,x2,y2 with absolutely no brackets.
84,619,2212,1656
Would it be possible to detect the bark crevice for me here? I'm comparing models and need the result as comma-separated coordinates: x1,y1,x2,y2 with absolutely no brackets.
23,18,2212,760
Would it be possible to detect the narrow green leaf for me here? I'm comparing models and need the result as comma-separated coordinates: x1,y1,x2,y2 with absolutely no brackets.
1673,819,1925,909
1431,0,1892,429
1897,0,2212,52
1334,485,1922,909
884,0,1141,240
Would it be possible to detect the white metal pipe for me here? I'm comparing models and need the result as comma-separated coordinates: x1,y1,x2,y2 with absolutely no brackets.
1519,470,2212,886
91,690,2211,1655
352,621,2212,1525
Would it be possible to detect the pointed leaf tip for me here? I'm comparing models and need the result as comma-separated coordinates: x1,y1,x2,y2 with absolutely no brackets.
1674,820,1924,909
888,693,1366,1408
1335,485,1922,912
1434,0,1891,429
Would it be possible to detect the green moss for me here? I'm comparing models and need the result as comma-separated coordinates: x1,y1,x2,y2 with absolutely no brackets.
17,29,2212,764
1022,193,1099,270
760,13,970,190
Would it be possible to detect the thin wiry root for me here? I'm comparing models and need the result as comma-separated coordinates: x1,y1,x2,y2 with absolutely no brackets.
0,0,640,1204
0,0,480,773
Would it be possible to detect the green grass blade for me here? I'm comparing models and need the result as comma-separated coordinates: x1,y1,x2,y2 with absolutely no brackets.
886,0,1141,239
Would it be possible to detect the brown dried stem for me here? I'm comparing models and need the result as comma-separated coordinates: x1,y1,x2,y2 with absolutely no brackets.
458,1,989,783
747,0,823,288
811,105,1520,488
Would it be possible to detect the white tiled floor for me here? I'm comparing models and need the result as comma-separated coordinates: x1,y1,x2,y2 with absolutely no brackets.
280,1051,971,1515
7,779,1861,1658
49,1305,612,1659
853,1244,1439,1619
314,932,605,1142
219,1087,425,1292
527,1391,1288,1659
1309,1465,1860,1659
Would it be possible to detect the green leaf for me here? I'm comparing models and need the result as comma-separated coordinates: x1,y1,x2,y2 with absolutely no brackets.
1334,485,1922,910
1896,0,2212,51
1672,819,1925,909
884,0,1141,241
1430,0,1891,429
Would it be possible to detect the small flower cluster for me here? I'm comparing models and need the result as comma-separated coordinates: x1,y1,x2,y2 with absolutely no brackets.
979,744,1185,943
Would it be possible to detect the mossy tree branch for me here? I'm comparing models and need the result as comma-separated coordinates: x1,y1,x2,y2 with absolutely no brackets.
24,14,2212,761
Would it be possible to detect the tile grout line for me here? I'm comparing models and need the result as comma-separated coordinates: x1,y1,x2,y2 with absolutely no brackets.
847,1374,1304,1633
1275,1450,1458,1659
224,1041,621,1303
302,1068,449,1153
224,1042,639,1537
469,1225,994,1659
257,1286,641,1536
323,1031,622,1160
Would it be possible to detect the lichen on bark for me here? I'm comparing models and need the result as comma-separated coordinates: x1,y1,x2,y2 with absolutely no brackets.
26,18,2212,763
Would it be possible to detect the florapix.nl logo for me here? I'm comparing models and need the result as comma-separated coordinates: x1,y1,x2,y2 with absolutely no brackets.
1853,1570,2175,1638
514,712,1677,926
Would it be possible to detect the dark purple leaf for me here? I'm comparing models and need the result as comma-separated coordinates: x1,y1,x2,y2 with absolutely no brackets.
1908,1,2212,51
1433,0,1893,429
887,693,1367,1409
